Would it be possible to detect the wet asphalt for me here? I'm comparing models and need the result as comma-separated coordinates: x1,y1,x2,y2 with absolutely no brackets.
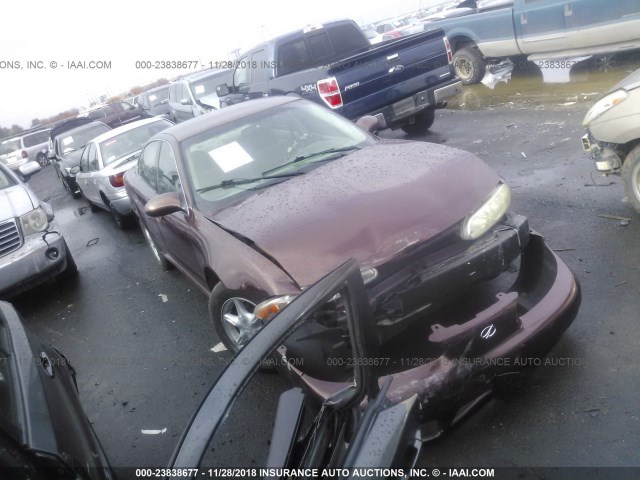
11,59,640,474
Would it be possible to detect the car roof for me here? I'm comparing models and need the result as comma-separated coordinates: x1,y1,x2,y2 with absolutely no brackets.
89,117,169,144
178,69,233,83
56,121,110,140
50,117,97,139
161,96,301,142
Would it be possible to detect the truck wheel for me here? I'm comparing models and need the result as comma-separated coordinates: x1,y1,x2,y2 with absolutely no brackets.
622,145,640,214
401,107,436,135
453,46,487,85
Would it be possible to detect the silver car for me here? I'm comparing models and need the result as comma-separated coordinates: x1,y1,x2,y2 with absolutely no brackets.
74,117,173,228
0,162,77,298
0,129,51,172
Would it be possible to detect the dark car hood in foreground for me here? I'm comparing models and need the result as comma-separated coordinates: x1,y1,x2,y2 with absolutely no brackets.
210,141,500,286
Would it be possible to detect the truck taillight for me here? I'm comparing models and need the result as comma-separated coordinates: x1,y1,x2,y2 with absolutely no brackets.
317,77,343,109
109,172,126,188
443,37,453,64
21,150,28,158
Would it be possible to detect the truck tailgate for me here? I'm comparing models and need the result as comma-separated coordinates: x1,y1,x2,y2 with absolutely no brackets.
328,29,454,119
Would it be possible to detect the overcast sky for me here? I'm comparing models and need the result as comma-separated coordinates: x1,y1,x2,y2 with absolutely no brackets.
0,0,449,129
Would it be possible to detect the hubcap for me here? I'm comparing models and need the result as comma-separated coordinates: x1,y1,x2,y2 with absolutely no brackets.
220,297,260,349
455,59,472,79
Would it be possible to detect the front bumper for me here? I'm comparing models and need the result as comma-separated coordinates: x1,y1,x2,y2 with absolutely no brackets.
383,231,580,416
581,132,622,173
0,229,69,298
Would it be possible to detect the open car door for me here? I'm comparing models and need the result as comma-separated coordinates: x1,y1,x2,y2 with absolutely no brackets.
169,259,422,478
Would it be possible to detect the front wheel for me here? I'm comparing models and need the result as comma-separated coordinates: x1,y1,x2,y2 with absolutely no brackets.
401,107,435,135
622,145,640,214
453,46,487,85
209,283,266,353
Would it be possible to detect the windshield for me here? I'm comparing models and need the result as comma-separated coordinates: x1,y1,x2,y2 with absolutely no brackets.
58,124,111,154
99,120,172,166
189,71,232,100
142,87,169,109
182,101,374,208
0,139,21,155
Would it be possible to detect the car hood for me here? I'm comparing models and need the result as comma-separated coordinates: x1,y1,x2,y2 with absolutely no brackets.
0,184,37,221
610,67,640,93
208,141,500,286
60,149,84,171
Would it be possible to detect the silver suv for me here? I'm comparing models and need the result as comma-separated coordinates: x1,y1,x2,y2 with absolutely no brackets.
0,162,77,298
0,129,51,171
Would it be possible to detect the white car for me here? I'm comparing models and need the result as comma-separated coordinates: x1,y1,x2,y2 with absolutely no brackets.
74,117,173,228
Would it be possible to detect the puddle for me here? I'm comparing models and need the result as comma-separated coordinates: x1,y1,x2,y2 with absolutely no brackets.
448,51,640,111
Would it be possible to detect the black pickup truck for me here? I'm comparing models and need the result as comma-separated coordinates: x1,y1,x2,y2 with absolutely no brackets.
216,19,462,134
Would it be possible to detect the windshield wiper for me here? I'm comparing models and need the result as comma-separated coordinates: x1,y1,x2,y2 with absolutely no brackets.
262,145,361,176
196,172,302,194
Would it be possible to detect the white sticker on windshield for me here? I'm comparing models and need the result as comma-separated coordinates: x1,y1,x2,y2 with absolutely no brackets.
149,94,157,101
62,136,74,146
208,142,253,173
194,85,205,94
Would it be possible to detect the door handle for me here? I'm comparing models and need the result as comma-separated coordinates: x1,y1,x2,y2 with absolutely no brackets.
520,13,527,25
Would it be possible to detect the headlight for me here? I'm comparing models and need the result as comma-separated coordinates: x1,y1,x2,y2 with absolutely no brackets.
19,206,49,236
583,89,628,126
461,183,511,240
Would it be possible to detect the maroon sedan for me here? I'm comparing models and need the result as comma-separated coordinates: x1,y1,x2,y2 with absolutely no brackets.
124,96,579,413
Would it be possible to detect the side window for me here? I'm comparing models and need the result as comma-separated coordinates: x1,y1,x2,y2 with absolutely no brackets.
140,141,161,191
156,142,181,194
88,143,99,171
80,144,90,172
234,56,251,89
179,84,191,104
250,49,269,84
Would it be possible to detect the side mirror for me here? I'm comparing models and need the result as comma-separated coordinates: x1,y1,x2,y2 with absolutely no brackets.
216,83,230,97
17,161,42,180
179,98,192,106
161,99,169,105
355,115,382,133
144,192,183,217
70,166,80,175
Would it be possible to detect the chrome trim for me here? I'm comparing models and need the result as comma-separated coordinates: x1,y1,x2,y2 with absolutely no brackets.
0,218,23,258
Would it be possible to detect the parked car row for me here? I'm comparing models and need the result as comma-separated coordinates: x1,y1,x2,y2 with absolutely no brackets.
0,128,51,172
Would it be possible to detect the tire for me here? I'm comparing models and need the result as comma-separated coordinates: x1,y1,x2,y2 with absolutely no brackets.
622,145,640,214
88,201,101,213
109,203,134,230
141,224,172,271
209,283,267,353
453,46,487,85
401,107,436,135
36,153,48,167
58,241,78,280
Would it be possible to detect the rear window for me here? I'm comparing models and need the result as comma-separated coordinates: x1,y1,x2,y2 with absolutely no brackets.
23,130,50,148
0,139,21,155
276,23,369,77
